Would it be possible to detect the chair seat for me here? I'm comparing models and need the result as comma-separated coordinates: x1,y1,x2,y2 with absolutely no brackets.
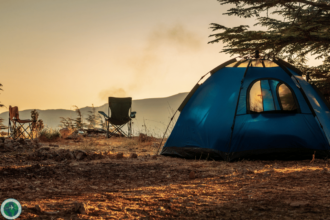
12,119,34,123
108,118,131,125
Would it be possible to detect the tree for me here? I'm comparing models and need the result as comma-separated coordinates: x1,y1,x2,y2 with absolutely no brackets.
0,84,6,131
209,0,330,101
31,109,44,137
85,104,101,129
73,105,85,130
59,117,75,129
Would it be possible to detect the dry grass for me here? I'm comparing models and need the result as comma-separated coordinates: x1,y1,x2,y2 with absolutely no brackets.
1,135,328,219
38,128,61,142
58,128,75,139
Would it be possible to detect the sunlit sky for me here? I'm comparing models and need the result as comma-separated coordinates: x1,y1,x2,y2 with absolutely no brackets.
0,0,323,113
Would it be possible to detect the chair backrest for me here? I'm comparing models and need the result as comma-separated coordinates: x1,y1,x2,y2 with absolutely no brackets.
109,97,132,121
9,106,20,120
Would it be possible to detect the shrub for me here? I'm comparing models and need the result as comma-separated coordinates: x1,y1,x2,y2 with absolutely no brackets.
38,128,61,142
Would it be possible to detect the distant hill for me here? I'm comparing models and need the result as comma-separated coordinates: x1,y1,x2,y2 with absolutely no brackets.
0,93,188,137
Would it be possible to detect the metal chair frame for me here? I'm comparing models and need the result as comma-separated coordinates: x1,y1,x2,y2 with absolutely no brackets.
98,97,136,138
8,106,35,140
8,119,35,140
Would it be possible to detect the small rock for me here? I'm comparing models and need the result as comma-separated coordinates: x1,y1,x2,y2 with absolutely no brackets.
129,153,137,158
4,139,12,144
4,143,13,149
290,201,309,207
73,202,88,214
90,186,98,189
151,155,157,159
44,211,59,215
18,138,26,145
74,150,87,160
49,144,59,147
38,147,50,151
189,171,195,179
116,153,124,159
34,204,43,213
66,152,75,160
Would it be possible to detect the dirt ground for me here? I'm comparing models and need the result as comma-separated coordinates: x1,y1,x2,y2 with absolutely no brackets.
1,136,330,219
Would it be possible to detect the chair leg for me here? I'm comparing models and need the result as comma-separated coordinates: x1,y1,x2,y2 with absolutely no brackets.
107,120,110,138
128,121,130,138
114,125,128,137
14,122,34,140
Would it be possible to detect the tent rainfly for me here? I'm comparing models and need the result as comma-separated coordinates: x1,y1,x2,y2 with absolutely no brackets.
161,56,330,161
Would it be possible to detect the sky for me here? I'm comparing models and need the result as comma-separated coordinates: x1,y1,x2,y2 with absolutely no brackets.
0,0,324,113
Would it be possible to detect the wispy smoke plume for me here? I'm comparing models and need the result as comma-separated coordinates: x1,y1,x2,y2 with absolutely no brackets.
99,23,202,100
98,87,127,101
147,23,202,52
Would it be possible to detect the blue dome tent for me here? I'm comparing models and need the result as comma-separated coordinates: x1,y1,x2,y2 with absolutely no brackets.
161,56,330,161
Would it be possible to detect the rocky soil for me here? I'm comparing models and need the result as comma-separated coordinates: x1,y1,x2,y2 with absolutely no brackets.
1,137,330,219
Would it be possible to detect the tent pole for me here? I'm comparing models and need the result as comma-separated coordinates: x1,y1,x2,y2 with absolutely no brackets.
157,70,212,155
226,60,252,161
157,110,178,155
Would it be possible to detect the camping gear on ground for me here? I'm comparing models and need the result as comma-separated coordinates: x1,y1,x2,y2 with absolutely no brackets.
98,97,136,138
8,105,36,140
161,55,330,161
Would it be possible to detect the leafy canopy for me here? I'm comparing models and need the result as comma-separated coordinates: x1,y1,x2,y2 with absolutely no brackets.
209,0,330,100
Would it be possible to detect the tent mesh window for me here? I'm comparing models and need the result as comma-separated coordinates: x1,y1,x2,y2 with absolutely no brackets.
249,79,298,113
277,83,298,111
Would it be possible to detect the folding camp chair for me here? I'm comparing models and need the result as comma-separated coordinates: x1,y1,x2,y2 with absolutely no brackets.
8,106,36,140
98,97,136,138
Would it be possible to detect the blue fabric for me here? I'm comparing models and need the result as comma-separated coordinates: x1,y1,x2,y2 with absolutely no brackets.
269,80,281,110
230,113,328,152
260,80,275,111
163,65,329,157
237,67,312,115
164,67,245,152
287,68,330,145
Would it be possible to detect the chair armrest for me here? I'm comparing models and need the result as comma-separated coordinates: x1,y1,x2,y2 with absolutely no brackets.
130,111,137,118
98,111,109,119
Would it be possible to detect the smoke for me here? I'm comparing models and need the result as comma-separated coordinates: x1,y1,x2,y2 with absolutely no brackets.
99,23,202,99
98,87,127,101
147,23,202,52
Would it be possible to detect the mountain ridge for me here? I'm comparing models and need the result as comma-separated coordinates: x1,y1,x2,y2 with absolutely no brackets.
0,92,188,137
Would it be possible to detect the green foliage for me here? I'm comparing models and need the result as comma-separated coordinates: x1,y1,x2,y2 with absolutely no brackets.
209,0,330,101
